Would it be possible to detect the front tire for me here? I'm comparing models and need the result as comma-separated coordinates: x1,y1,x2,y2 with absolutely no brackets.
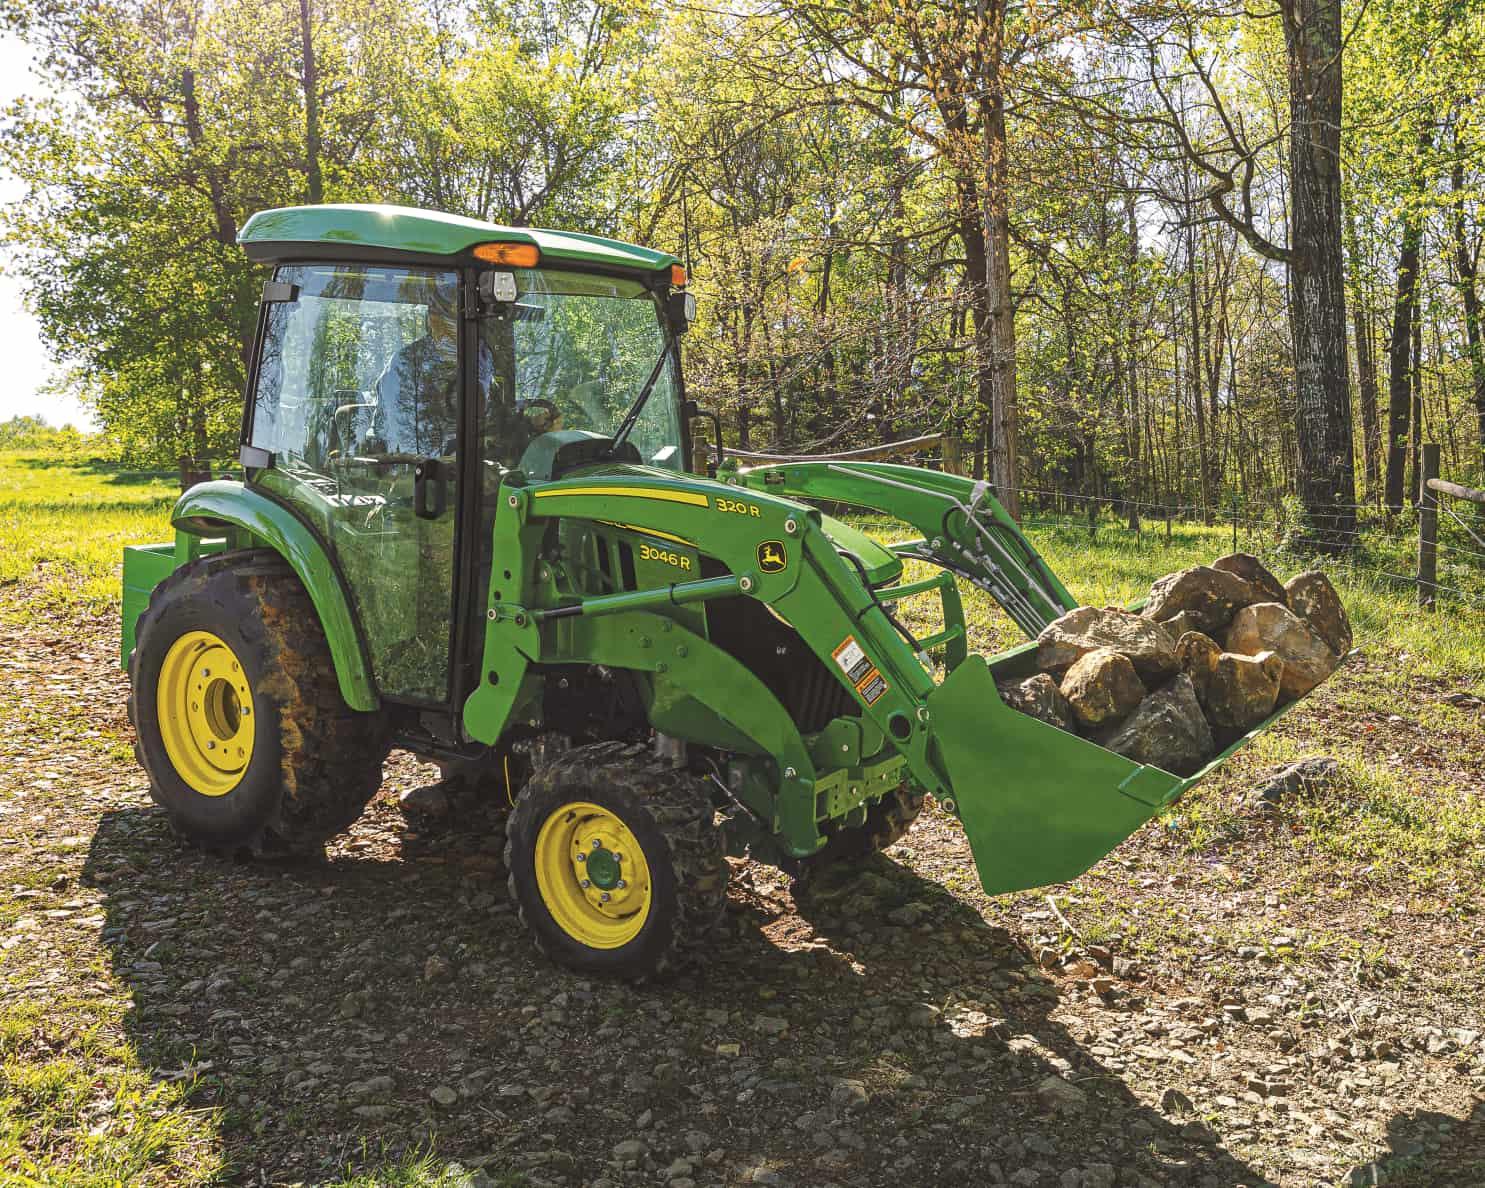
504,741,728,978
128,550,391,855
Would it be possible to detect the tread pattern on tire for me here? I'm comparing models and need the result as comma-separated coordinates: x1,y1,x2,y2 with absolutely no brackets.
127,549,390,856
504,740,728,978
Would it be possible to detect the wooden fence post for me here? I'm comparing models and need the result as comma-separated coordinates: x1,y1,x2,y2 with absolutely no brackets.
1416,442,1439,610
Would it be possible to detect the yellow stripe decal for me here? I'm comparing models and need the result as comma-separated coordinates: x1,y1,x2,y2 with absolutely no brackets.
533,485,710,508
597,520,697,547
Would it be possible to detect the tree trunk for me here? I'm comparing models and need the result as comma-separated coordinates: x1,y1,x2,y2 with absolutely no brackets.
1124,191,1142,530
1452,154,1485,482
982,84,1020,519
1282,0,1356,551
298,0,323,204
1410,307,1423,503
1384,125,1433,513
958,181,996,489
1344,208,1382,499
1187,224,1211,522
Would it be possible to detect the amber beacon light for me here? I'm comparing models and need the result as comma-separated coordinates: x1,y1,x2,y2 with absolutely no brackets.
473,242,541,267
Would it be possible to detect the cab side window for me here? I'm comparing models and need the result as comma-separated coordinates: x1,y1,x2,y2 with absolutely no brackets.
248,263,461,701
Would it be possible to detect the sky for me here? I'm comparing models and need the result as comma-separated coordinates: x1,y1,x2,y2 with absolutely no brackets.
0,32,93,430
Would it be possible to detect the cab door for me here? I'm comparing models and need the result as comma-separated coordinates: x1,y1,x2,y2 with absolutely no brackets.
244,262,463,703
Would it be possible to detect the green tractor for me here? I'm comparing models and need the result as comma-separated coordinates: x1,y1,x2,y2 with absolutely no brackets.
122,203,1279,977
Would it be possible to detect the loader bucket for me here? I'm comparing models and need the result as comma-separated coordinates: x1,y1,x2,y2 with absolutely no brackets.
926,640,1308,895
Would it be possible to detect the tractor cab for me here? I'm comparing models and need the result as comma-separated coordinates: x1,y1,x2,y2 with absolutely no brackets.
232,205,698,705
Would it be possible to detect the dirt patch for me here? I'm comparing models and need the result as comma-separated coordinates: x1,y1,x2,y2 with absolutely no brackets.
0,592,1481,1186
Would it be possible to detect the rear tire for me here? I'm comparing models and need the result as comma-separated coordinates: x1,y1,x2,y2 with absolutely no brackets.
504,741,727,978
128,550,391,855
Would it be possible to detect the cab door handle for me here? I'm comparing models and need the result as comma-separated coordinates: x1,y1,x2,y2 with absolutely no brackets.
413,457,446,520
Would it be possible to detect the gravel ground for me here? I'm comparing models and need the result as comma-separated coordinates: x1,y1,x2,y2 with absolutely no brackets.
0,593,1482,1187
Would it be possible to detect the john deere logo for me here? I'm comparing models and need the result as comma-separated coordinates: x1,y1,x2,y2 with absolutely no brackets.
757,541,787,573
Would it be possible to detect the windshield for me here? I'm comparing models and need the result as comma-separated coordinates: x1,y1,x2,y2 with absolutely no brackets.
489,268,683,470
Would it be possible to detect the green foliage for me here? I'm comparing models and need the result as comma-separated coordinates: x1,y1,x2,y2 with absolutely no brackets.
0,415,98,455
3,0,1485,507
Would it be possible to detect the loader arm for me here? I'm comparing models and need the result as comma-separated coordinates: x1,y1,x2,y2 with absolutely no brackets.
736,462,1078,637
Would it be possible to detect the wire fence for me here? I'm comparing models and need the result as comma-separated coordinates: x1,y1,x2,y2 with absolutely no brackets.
1002,483,1485,613
735,430,1485,613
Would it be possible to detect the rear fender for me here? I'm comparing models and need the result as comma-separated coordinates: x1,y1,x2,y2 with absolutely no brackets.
172,481,378,711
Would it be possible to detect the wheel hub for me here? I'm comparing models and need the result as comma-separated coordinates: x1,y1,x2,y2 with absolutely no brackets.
583,845,622,889
156,630,255,797
534,802,652,948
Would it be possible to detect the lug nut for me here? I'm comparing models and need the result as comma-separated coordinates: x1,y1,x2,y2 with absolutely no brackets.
592,839,602,849
600,892,611,902
616,879,626,889
576,852,586,863
580,879,591,889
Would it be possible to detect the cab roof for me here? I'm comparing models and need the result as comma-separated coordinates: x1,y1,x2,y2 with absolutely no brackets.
238,203,680,272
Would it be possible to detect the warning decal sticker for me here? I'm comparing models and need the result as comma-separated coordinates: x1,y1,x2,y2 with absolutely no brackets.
856,669,888,705
832,636,872,685
833,636,889,705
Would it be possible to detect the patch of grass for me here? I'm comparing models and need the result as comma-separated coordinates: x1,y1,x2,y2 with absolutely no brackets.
0,1000,222,1185
0,451,176,614
324,1149,526,1187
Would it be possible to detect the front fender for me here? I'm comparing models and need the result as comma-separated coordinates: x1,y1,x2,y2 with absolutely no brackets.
172,481,378,711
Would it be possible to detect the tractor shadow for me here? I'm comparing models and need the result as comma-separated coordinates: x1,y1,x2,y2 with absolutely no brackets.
1345,1098,1485,1187
84,800,1278,1186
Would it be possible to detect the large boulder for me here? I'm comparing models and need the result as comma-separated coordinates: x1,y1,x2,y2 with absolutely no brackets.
1206,649,1285,733
1224,602,1339,700
1141,565,1257,635
1161,610,1202,641
1036,607,1179,682
1284,571,1352,656
1059,647,1146,732
1096,673,1214,777
1174,630,1222,706
1212,552,1288,606
996,672,1075,733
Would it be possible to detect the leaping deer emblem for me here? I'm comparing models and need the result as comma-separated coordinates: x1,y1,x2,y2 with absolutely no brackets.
757,541,787,572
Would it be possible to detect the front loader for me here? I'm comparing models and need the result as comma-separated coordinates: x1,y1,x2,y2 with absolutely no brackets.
122,203,1299,977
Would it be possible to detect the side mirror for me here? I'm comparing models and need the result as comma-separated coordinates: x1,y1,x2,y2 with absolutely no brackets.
683,399,723,476
667,290,697,334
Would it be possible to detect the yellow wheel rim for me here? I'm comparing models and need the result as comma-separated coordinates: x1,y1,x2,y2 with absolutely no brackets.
534,801,652,949
156,630,255,797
